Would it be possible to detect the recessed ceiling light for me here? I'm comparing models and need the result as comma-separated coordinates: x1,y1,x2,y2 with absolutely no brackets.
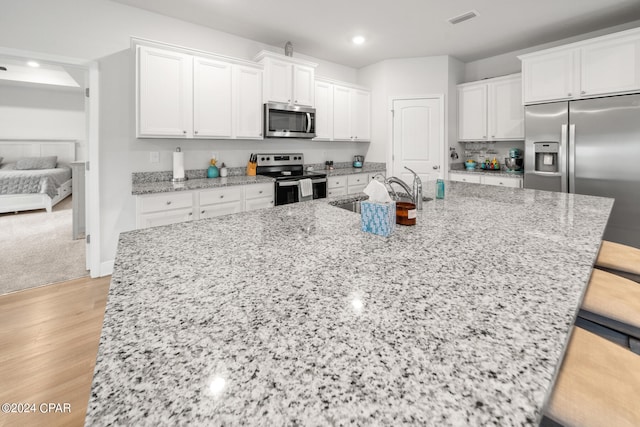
27,61,40,68
352,36,366,45
448,10,479,25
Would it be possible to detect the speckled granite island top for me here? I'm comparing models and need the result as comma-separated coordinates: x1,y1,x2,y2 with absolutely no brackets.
132,175,275,195
87,182,613,426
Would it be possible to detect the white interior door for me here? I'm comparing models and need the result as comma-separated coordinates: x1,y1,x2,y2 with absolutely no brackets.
392,97,444,185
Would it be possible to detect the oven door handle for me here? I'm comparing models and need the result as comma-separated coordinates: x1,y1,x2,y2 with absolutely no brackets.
277,178,327,187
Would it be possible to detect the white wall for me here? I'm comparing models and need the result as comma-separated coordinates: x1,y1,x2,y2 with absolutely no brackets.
0,84,87,160
464,19,640,82
357,56,465,172
0,0,362,270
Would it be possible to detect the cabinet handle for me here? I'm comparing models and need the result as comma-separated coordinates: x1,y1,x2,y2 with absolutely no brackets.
482,135,486,138
567,93,572,97
189,212,193,216
259,133,262,136
581,91,586,95
288,99,291,103
194,130,198,134
220,195,224,198
166,201,172,205
270,201,273,204
201,210,205,214
499,182,503,185
183,130,187,134
295,100,298,103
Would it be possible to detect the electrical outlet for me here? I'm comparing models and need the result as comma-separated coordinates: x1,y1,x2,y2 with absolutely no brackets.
149,151,159,163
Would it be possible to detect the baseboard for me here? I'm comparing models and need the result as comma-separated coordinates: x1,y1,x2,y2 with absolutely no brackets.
95,260,114,277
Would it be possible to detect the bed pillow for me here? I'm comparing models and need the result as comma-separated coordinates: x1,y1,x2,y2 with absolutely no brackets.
15,156,58,170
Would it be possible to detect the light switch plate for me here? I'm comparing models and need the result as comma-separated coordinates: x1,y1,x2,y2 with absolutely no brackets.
149,151,159,163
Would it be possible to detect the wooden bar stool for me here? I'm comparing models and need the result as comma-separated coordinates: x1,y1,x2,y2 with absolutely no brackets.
544,327,640,427
578,269,640,352
595,240,640,283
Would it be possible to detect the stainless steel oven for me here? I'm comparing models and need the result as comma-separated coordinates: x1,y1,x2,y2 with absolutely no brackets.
264,103,316,139
255,153,327,206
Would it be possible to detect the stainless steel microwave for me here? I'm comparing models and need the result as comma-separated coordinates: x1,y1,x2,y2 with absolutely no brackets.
264,102,316,139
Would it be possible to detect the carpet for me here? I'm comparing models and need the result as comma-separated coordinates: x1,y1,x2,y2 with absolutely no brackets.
0,196,87,295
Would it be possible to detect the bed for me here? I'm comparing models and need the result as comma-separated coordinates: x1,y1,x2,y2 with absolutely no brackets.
0,141,76,214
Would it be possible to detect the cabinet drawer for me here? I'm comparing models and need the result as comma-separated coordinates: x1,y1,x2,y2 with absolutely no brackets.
245,183,274,200
139,192,193,214
328,176,346,189
449,173,481,184
199,186,242,206
347,174,368,186
347,184,367,194
482,175,522,188
138,208,194,229
245,197,274,212
199,201,242,219
327,187,347,197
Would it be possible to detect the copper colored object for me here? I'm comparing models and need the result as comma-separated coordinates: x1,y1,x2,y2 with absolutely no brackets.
396,202,417,225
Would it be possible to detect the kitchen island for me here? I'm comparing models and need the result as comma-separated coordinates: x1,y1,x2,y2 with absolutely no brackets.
86,182,613,426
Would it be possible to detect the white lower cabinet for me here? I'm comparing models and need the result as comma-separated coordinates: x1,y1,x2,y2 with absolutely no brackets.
449,173,482,184
481,175,522,188
327,176,347,197
347,173,369,194
135,182,275,229
449,172,522,188
199,187,243,219
136,192,195,229
244,183,275,212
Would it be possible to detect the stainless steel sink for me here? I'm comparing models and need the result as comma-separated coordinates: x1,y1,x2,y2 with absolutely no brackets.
333,200,362,213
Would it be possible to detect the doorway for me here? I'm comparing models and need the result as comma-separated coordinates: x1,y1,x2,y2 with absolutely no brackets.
0,48,100,287
390,96,445,185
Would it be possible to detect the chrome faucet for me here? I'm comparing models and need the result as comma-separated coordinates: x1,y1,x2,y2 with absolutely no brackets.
385,167,423,210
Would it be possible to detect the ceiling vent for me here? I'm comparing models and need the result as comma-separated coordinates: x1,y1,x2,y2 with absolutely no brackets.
448,10,479,25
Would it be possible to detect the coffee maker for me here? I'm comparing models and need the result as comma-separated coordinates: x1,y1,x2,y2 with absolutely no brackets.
504,148,524,173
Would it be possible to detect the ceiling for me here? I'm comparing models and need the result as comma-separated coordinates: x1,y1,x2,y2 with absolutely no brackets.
0,56,82,90
110,0,640,68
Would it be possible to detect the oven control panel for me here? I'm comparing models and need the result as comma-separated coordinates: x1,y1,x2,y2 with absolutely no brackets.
256,153,304,167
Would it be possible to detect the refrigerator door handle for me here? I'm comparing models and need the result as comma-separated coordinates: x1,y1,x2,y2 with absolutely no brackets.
560,124,568,193
568,124,576,193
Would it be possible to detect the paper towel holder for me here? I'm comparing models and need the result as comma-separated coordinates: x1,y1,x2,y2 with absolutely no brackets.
171,147,188,183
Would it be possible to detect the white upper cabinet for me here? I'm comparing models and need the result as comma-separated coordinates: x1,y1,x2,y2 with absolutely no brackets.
234,65,263,139
136,43,263,140
254,50,317,107
520,27,640,104
193,57,232,138
137,46,192,138
521,50,576,104
488,75,524,140
314,80,333,140
458,84,487,140
580,34,640,97
350,89,371,141
458,73,523,141
331,83,371,142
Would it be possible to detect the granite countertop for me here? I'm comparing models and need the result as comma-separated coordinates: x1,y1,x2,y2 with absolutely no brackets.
132,164,387,195
132,175,275,196
87,182,613,426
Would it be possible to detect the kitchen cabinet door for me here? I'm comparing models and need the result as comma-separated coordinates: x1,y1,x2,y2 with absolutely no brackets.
193,57,232,138
293,65,314,107
234,65,263,139
314,81,333,140
449,172,481,184
138,208,194,229
522,49,576,104
263,58,292,104
581,35,640,97
137,46,192,138
350,89,371,141
488,75,524,140
458,84,487,141
333,86,351,140
482,175,522,188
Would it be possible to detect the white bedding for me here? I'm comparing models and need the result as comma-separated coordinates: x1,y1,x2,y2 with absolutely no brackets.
0,163,72,199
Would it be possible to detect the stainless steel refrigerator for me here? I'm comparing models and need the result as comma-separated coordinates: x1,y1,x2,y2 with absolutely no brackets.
524,94,640,249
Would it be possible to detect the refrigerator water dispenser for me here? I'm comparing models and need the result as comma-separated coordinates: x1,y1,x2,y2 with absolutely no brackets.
534,142,559,173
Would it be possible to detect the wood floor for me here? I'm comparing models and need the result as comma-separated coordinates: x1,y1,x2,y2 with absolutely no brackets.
0,276,110,427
